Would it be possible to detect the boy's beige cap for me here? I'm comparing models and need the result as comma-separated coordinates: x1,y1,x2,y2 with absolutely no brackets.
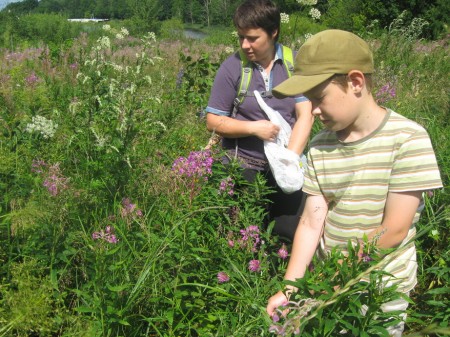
273,29,374,97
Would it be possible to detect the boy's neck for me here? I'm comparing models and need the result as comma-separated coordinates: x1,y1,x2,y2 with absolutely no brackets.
337,101,387,143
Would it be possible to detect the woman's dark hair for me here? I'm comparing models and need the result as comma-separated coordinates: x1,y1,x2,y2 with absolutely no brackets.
233,0,280,41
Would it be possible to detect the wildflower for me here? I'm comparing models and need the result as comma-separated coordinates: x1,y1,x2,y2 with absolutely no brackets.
121,197,143,219
304,33,313,41
231,31,239,38
69,62,78,70
96,36,111,50
228,240,235,247
42,163,69,196
360,252,373,263
237,225,262,252
277,244,289,259
376,82,396,104
309,8,321,20
272,313,280,322
280,13,290,24
25,72,39,86
120,27,129,36
102,24,111,31
217,271,230,283
219,176,235,196
172,150,214,180
248,259,261,272
116,33,124,40
92,225,119,244
32,161,69,196
26,115,58,139
225,46,234,54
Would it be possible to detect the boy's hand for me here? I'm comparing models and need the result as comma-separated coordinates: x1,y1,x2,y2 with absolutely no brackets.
266,291,289,317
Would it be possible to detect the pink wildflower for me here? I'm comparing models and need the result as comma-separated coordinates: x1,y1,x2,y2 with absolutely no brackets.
92,225,119,244
277,244,289,260
248,259,261,272
217,271,230,283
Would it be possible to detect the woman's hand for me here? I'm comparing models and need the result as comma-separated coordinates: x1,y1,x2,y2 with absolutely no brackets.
266,290,289,317
206,113,279,141
251,120,280,141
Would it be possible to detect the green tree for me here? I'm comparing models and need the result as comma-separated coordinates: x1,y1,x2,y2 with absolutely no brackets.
126,0,161,32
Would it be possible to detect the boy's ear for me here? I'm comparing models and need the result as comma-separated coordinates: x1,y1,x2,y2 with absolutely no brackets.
347,70,365,92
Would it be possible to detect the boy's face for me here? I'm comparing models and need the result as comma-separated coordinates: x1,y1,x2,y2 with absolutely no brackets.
304,78,359,132
238,27,277,64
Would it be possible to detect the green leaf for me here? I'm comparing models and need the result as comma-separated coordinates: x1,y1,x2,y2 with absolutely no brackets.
75,306,95,313
107,283,130,292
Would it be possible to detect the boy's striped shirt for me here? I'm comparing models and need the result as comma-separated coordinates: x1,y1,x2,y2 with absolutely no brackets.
304,109,443,292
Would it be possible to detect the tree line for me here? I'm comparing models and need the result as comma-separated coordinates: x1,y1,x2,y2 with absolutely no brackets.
1,0,448,39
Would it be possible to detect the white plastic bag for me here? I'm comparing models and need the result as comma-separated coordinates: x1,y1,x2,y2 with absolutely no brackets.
254,90,307,194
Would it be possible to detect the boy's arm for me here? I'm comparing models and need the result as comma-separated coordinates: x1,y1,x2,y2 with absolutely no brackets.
366,191,422,250
266,194,327,316
287,100,314,155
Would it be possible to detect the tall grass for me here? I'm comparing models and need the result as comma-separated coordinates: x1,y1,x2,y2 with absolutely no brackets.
0,23,448,337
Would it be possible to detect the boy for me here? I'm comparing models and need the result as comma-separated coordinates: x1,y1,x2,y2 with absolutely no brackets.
266,30,442,336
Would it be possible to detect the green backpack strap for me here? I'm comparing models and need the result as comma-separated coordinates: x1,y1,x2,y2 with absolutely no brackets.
231,50,252,118
281,45,294,78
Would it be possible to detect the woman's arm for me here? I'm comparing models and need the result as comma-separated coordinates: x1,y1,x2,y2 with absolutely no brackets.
287,100,314,155
206,113,280,141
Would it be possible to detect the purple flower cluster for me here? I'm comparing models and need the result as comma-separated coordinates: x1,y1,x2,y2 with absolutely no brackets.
237,225,262,252
376,82,396,104
120,197,143,219
32,160,69,196
277,244,289,260
248,259,261,272
92,225,118,244
219,176,235,196
217,271,230,283
25,72,40,87
172,150,213,180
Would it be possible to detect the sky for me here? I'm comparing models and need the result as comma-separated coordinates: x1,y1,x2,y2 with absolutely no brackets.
0,0,22,10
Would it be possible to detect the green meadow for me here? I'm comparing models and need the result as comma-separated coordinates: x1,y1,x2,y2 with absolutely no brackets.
0,15,448,337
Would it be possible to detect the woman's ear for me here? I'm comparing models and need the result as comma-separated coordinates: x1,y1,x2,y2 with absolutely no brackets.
272,29,279,41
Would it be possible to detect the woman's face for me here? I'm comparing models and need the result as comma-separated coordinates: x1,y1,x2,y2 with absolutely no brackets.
237,27,277,64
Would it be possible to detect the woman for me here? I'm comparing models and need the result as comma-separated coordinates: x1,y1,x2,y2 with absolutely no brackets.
205,0,314,240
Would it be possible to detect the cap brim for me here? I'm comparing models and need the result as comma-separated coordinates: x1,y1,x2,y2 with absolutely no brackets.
273,73,335,98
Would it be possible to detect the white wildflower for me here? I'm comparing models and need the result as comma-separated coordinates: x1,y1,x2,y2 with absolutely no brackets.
90,127,108,148
120,27,129,36
280,13,290,24
231,31,238,38
225,46,234,54
144,32,156,42
309,8,321,20
25,115,58,139
116,33,124,40
102,24,111,31
96,36,111,50
304,33,313,40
